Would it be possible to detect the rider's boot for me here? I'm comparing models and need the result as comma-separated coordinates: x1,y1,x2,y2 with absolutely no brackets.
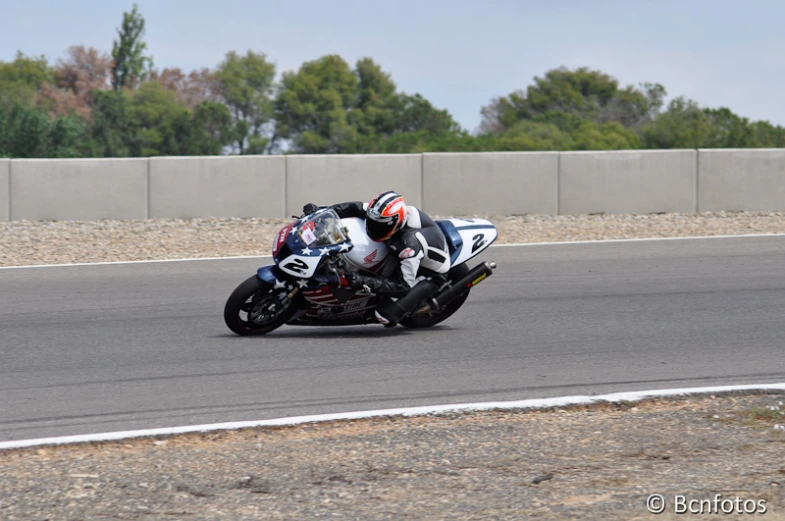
374,279,439,327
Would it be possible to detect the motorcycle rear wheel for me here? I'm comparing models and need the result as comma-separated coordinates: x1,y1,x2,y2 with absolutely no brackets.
224,275,297,336
399,263,471,329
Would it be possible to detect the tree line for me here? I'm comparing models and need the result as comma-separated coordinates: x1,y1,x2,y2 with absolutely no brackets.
1,4,783,159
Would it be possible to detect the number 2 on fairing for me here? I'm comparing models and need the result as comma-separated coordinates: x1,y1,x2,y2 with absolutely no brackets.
284,258,308,274
472,233,487,253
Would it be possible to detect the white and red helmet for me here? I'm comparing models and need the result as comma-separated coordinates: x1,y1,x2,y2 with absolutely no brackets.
365,190,408,241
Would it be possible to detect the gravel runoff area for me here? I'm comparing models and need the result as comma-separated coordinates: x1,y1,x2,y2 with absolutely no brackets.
3,211,785,519
2,393,785,520
1,210,785,267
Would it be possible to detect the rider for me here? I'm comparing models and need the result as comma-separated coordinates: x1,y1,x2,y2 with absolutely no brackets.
302,190,450,327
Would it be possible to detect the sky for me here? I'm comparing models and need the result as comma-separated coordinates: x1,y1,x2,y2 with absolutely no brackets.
2,0,784,132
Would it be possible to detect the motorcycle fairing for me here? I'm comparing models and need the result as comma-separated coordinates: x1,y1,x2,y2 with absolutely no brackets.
340,217,390,272
277,243,353,278
273,211,355,279
257,264,346,291
256,265,289,286
436,218,498,266
297,285,379,322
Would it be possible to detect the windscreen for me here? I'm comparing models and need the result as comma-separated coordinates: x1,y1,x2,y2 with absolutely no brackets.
297,209,349,248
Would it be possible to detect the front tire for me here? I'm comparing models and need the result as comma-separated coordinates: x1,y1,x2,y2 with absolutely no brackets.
224,275,297,336
399,263,471,329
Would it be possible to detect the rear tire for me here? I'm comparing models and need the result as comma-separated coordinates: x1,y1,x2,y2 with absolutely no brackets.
399,263,471,329
224,275,297,336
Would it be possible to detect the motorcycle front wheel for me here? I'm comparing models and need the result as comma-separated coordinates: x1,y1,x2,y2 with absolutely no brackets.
224,275,298,336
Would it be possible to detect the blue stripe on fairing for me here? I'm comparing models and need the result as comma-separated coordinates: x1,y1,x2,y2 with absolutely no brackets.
436,220,464,265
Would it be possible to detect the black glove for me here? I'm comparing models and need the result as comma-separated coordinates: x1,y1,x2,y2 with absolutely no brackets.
302,203,319,216
344,271,363,288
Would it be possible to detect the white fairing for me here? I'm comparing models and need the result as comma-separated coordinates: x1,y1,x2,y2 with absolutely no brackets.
446,218,498,266
340,217,390,271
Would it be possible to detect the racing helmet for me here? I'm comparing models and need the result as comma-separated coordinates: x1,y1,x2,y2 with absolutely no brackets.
365,190,408,241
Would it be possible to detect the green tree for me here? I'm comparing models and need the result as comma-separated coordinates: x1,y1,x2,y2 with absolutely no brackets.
85,90,132,156
111,3,154,91
501,120,573,150
127,81,188,155
702,107,755,148
0,104,85,158
529,110,587,134
190,101,234,155
214,50,276,154
598,83,666,131
0,104,47,157
274,54,359,154
750,120,785,148
349,57,399,137
83,81,232,157
526,67,618,119
479,89,527,133
0,52,54,109
44,115,87,157
350,59,463,152
479,67,665,137
394,93,460,135
571,121,640,150
641,97,715,149
275,55,463,154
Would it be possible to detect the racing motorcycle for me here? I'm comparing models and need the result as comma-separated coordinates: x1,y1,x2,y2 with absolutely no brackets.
224,208,498,336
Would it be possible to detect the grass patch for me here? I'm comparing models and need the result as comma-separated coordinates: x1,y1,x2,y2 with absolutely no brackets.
748,404,785,423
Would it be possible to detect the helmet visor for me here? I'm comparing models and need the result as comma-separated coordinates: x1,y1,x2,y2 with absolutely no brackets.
366,217,397,241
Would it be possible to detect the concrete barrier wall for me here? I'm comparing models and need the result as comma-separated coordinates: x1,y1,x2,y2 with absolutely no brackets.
149,156,286,219
285,154,421,218
10,158,148,221
422,152,558,215
559,150,697,215
1,159,8,222
698,149,785,212
5,149,785,222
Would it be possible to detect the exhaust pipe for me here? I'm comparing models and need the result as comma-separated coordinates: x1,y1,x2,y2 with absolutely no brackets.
428,261,497,311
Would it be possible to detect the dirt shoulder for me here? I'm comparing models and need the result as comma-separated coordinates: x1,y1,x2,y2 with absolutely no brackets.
2,392,785,520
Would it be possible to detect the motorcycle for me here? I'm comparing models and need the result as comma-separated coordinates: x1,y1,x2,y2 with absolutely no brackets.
224,208,498,336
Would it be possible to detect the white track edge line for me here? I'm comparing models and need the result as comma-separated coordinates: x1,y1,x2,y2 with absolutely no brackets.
2,232,785,270
2,383,784,451
0,254,272,270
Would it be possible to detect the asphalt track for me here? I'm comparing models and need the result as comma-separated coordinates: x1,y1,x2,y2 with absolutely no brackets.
1,236,785,443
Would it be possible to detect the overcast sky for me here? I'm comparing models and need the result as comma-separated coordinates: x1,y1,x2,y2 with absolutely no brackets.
2,0,783,132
